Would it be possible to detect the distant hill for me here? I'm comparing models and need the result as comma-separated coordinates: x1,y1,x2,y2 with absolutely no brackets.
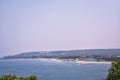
3,49,120,61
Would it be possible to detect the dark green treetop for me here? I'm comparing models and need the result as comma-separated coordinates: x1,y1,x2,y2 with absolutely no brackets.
106,60,120,80
0,74,37,80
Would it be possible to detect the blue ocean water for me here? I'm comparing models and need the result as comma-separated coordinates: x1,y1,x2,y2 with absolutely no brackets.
0,59,110,80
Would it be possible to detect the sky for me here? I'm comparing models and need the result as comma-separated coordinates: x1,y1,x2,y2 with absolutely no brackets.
0,0,120,57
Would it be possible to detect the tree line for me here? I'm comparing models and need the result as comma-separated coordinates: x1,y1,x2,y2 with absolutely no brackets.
0,74,37,80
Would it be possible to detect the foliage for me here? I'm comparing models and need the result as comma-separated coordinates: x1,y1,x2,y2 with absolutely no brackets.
106,60,120,80
0,74,37,80
3,49,120,61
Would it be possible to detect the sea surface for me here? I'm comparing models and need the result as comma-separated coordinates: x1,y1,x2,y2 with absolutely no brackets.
0,59,110,80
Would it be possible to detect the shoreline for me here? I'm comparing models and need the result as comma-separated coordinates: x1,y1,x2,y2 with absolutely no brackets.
1,58,112,64
49,58,111,64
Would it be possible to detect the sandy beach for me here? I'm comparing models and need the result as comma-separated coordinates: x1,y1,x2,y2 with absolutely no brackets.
49,58,111,64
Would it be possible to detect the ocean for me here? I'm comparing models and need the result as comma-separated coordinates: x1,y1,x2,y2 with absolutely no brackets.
0,59,110,80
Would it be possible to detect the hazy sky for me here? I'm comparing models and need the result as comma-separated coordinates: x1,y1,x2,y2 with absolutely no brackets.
0,0,120,57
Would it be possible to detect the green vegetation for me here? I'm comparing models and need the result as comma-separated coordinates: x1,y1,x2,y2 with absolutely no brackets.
3,49,120,61
106,60,120,80
0,74,37,80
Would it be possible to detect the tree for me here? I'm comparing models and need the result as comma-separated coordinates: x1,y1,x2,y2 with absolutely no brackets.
106,60,120,80
0,74,38,80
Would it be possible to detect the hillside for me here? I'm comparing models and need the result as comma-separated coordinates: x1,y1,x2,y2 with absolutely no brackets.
3,49,120,61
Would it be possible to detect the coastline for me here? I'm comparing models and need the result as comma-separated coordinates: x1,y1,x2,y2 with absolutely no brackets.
0,58,111,64
49,58,111,64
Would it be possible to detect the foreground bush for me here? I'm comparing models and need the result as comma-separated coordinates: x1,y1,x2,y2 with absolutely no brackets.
0,74,37,80
106,60,120,80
